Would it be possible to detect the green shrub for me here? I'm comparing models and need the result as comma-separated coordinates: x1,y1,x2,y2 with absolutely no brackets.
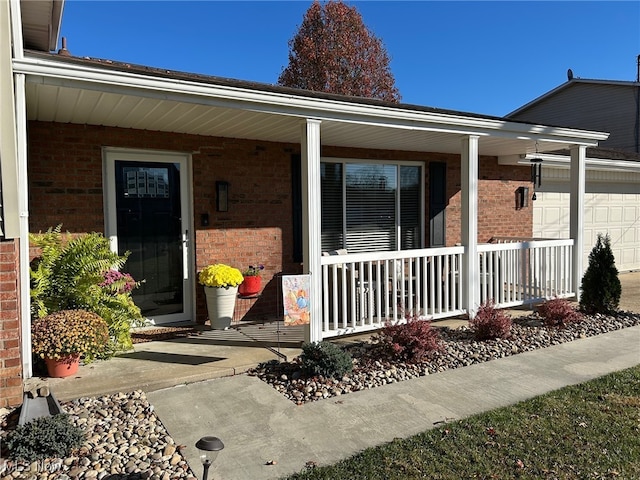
300,341,353,379
469,300,512,341
580,233,621,315
375,315,443,363
6,414,84,461
538,297,583,329
29,225,144,352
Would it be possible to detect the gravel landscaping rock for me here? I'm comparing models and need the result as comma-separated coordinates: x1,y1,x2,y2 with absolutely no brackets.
0,391,197,480
249,311,640,405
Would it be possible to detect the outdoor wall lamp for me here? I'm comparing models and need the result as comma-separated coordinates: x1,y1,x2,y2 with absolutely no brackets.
216,181,229,212
516,186,529,209
196,436,224,480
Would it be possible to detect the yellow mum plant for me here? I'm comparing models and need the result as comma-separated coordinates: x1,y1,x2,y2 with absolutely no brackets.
198,264,244,288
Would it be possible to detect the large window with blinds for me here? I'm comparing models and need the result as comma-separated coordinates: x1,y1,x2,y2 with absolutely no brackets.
321,159,423,253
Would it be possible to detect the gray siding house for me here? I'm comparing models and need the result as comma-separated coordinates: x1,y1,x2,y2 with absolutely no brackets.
506,74,640,272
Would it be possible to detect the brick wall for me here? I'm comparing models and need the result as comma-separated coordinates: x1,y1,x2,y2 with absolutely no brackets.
28,122,303,323
0,239,22,408
28,121,533,324
444,155,533,245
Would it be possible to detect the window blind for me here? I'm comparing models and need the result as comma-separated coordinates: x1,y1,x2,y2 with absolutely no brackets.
321,161,422,253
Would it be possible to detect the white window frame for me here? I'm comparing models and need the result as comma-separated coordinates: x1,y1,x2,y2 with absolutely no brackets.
320,157,425,253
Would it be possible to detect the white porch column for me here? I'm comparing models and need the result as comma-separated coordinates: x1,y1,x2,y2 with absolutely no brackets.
569,144,587,301
14,72,32,378
461,135,480,317
301,119,322,343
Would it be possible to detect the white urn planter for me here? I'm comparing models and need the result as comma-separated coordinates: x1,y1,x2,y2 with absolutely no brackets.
204,286,238,330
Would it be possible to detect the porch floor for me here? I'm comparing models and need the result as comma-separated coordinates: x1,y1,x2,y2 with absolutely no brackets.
28,271,640,402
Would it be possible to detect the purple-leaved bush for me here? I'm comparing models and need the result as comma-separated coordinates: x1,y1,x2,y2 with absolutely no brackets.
537,297,583,329
375,315,444,364
469,300,512,341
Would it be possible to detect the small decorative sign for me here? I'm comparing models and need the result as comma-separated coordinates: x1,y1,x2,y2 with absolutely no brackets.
282,274,311,326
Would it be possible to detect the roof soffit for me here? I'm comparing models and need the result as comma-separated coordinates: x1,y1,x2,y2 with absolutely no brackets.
16,54,609,157
20,0,64,52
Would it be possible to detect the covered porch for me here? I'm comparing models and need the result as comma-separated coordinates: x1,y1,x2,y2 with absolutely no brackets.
297,117,603,341
12,52,609,369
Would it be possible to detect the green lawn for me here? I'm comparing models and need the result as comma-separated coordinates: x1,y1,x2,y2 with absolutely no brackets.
284,366,640,480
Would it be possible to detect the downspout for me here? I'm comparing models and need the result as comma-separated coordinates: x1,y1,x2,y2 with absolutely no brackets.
15,72,30,379
9,0,32,378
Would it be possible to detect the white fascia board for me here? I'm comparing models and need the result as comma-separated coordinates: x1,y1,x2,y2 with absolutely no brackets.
14,55,609,146
499,153,640,172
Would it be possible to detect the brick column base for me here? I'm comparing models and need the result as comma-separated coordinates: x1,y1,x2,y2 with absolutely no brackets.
1,239,23,408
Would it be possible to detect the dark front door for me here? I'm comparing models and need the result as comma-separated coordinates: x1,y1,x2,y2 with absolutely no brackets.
106,151,192,324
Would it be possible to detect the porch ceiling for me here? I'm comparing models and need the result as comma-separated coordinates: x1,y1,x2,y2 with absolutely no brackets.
18,53,609,158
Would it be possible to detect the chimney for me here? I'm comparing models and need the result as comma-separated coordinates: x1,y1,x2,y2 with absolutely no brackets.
57,37,71,56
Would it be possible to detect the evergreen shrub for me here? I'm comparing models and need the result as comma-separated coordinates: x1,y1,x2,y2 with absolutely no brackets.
580,233,621,315
300,341,353,379
6,414,84,462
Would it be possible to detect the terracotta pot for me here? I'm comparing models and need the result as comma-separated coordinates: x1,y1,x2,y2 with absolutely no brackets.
239,276,262,297
45,354,80,378
204,285,238,330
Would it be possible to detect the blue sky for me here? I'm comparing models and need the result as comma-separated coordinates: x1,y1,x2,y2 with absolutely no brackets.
59,1,639,116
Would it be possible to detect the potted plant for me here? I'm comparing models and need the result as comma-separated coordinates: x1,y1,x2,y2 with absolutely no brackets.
29,225,144,352
198,264,244,330
31,309,110,378
239,264,264,297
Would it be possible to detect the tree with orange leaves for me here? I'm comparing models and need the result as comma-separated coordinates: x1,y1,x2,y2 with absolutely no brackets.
278,0,401,103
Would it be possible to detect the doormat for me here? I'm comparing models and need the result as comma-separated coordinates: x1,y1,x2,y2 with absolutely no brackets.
131,326,200,344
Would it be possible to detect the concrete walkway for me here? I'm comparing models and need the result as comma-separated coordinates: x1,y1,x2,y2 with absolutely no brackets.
148,325,640,480
42,321,305,402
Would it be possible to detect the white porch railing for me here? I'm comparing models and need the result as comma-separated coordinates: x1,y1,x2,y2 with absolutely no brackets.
477,238,575,308
320,247,465,338
319,239,575,339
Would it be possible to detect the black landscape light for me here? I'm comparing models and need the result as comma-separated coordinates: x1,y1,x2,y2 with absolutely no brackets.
196,436,224,480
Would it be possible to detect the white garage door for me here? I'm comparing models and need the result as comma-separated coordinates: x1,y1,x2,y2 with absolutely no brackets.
534,191,640,272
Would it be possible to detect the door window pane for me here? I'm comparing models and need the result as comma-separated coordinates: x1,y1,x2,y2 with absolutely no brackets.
115,161,183,317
